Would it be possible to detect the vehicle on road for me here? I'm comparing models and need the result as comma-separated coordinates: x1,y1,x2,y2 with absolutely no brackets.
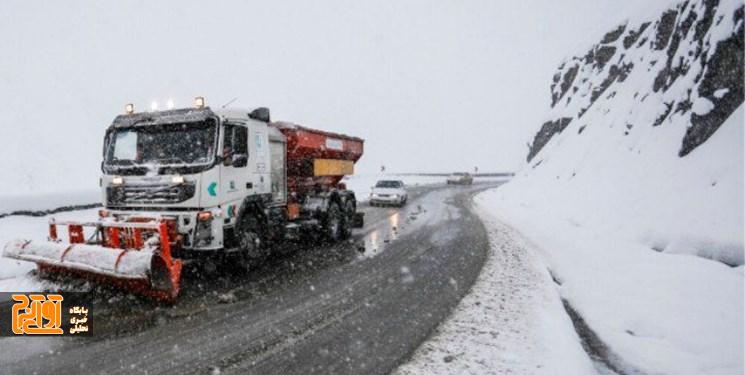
369,180,408,207
446,172,473,185
3,97,365,301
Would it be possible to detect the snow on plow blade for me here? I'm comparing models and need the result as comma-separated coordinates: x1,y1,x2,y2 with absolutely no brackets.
4,239,152,279
2,219,183,302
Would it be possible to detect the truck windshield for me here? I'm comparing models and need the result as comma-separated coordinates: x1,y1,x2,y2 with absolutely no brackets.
106,121,217,166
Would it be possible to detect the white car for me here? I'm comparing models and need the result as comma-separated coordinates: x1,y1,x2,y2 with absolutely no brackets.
446,172,473,185
369,180,408,207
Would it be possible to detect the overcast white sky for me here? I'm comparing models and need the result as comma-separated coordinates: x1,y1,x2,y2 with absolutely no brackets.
0,0,651,194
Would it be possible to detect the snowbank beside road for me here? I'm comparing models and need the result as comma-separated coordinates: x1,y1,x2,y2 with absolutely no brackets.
479,106,744,374
396,208,595,375
475,0,745,370
476,189,744,374
519,105,745,267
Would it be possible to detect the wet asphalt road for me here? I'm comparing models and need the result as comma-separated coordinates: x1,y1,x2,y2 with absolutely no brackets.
0,181,502,375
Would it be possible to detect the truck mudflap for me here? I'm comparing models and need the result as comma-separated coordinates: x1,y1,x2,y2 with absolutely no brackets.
352,212,364,228
2,218,183,302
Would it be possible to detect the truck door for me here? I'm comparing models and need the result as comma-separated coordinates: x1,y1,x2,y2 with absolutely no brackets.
219,123,250,213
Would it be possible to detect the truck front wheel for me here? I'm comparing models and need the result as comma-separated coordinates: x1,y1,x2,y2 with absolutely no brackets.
236,215,263,272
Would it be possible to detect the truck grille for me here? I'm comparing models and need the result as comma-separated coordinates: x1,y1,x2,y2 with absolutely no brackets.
107,183,196,205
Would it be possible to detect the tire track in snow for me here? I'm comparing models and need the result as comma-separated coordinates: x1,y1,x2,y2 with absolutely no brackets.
559,298,648,375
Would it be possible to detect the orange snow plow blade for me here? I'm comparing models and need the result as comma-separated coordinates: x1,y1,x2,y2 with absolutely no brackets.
3,218,183,302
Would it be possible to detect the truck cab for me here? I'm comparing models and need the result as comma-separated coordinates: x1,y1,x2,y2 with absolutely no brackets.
101,105,288,254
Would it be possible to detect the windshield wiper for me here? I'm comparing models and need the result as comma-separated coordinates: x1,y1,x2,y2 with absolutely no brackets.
108,159,135,166
156,157,187,164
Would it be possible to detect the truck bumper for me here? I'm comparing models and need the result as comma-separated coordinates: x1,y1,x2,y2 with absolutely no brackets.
107,209,224,252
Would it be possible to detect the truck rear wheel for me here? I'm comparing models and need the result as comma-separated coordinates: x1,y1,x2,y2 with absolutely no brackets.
340,200,355,239
324,202,343,242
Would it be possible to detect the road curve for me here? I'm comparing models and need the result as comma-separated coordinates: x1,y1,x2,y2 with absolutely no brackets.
0,182,502,375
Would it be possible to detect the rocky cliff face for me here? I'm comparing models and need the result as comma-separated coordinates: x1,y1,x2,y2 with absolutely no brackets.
527,0,743,162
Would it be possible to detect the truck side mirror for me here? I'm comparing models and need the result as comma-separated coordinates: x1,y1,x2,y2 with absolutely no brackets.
248,107,271,122
232,154,248,168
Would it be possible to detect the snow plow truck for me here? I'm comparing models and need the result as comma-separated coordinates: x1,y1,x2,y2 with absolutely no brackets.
3,97,364,302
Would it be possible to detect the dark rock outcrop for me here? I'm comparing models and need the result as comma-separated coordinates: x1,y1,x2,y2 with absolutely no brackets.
526,0,743,162
682,7,744,156
527,118,572,162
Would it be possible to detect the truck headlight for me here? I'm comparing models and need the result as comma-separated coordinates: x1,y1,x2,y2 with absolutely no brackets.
171,175,185,184
111,176,124,185
195,212,214,246
197,211,212,221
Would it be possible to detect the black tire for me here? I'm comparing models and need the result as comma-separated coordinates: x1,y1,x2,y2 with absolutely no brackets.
340,200,355,239
324,202,343,242
236,214,263,273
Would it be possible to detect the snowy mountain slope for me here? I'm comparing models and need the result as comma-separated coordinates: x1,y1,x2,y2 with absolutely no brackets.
477,0,743,373
519,0,743,264
529,0,742,162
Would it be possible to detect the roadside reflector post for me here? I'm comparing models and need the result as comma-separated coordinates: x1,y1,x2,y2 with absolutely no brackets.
108,227,121,248
48,222,58,241
69,225,85,244
133,228,143,249
158,221,173,268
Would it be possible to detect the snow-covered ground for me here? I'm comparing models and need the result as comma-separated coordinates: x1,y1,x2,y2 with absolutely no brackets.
396,206,596,375
0,190,99,215
400,0,743,372
480,2,744,370
473,108,744,375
